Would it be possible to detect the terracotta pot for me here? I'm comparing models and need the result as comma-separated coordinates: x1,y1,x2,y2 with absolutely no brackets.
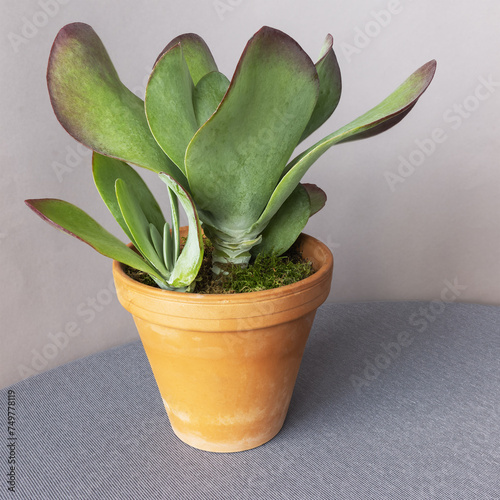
112,230,333,453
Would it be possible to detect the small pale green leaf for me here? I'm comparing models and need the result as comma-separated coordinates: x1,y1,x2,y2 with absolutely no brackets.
155,33,218,85
115,179,169,277
92,153,166,243
185,26,319,233
158,173,203,288
168,189,180,260
25,198,164,281
149,223,164,263
257,60,437,230
146,44,198,173
47,23,184,183
163,222,173,272
300,34,341,142
193,71,230,126
251,184,311,257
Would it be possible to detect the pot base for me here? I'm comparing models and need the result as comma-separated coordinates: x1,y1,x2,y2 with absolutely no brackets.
165,398,286,453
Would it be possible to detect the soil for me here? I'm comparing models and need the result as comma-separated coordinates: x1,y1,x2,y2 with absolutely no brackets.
124,238,315,294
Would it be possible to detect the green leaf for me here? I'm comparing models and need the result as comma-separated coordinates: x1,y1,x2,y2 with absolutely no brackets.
155,33,218,85
193,71,230,126
185,26,319,233
302,183,327,216
25,198,164,281
251,184,311,257
258,60,437,230
149,223,164,265
145,44,198,173
47,23,184,184
158,173,203,288
162,222,174,272
326,60,437,145
168,189,181,261
300,34,342,142
92,153,166,244
115,179,169,277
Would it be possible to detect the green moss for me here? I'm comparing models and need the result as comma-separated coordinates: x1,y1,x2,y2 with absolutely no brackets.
124,266,159,288
124,237,314,294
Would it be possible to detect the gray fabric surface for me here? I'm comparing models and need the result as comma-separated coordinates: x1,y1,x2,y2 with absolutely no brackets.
1,301,499,500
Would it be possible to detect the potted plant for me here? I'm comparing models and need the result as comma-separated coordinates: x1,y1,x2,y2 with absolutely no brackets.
26,23,436,452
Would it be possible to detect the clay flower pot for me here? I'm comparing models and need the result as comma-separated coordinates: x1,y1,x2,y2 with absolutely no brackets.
112,231,333,453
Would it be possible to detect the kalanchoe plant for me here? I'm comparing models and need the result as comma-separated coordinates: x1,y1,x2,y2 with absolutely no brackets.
26,154,204,291
28,23,436,280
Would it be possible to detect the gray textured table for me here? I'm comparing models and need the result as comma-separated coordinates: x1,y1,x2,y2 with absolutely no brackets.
2,302,500,499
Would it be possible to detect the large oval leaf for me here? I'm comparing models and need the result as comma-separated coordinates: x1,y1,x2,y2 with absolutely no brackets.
185,26,319,233
47,23,184,183
145,44,199,173
154,33,218,85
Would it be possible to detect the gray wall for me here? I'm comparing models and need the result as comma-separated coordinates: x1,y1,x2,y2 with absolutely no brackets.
2,0,499,389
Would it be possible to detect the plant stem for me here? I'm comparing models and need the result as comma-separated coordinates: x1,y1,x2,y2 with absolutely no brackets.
203,226,262,275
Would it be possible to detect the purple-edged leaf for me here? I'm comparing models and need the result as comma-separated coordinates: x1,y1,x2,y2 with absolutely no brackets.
47,23,184,183
302,183,327,215
185,26,319,233
25,198,163,280
92,153,166,245
300,34,342,142
323,59,436,145
155,33,217,85
251,184,311,257
255,60,437,231
145,43,198,174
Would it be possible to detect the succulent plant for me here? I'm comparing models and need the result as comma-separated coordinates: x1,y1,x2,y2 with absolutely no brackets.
28,23,436,282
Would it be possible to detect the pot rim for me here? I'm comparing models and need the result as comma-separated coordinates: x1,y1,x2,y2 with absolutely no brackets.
112,231,333,304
